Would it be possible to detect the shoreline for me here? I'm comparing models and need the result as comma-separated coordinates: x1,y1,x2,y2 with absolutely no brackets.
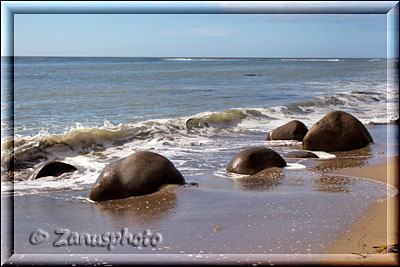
2,124,398,265
323,156,399,265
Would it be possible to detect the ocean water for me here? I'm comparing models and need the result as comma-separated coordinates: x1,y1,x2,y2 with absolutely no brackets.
1,57,398,194
2,57,399,256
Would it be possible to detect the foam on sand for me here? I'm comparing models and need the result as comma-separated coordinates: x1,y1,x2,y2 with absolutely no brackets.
284,163,307,170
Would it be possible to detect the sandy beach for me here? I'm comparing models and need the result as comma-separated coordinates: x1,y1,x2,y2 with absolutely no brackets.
323,156,399,266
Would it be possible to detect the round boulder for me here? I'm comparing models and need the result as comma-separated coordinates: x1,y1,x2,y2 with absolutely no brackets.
89,151,185,202
302,111,373,152
30,161,78,179
226,147,286,175
266,120,308,141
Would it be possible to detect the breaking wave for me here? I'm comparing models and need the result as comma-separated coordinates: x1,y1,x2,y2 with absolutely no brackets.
1,88,395,172
280,58,344,62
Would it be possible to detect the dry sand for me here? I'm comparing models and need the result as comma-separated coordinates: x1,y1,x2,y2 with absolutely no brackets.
323,156,399,266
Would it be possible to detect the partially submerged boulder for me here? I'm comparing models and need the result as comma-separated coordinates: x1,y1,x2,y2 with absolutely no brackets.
89,151,185,202
226,147,286,175
186,118,210,130
302,111,373,152
31,161,78,179
266,120,308,141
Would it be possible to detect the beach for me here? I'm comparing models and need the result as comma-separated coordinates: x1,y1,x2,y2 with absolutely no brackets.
323,156,399,265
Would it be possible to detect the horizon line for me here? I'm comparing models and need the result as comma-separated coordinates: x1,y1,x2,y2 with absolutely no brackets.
2,56,389,59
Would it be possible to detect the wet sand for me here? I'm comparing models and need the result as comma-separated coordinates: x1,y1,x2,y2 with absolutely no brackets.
3,161,395,265
323,156,399,266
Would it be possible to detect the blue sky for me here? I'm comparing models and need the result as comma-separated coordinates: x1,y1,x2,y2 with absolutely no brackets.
14,13,388,58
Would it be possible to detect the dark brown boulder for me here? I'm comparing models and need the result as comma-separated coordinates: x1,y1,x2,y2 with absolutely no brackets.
89,151,185,202
285,151,319,158
30,161,78,179
266,120,308,141
226,147,286,175
302,111,373,152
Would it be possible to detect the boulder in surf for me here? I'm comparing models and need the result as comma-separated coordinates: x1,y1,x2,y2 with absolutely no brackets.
186,118,210,130
226,147,286,175
31,161,78,179
89,151,185,202
266,120,308,141
302,110,373,152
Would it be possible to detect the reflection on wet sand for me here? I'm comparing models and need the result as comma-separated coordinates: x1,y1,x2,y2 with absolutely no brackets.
234,167,283,191
310,146,373,172
91,185,179,226
312,175,353,193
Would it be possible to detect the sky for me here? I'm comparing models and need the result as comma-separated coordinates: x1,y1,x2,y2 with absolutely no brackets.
14,13,388,58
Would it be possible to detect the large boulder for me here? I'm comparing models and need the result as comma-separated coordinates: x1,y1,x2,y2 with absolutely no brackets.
266,120,308,141
226,147,286,175
89,151,185,202
302,111,373,152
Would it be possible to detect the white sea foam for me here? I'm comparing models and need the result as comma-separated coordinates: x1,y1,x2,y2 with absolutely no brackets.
163,58,193,61
284,163,307,170
308,151,336,159
213,169,250,180
73,196,96,203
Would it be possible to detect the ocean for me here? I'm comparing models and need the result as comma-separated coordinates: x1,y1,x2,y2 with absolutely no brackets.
2,57,397,189
1,57,399,255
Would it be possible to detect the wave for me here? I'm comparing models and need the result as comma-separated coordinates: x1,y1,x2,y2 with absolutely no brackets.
166,58,345,62
280,58,343,62
1,119,189,168
163,58,194,61
1,109,264,168
162,58,234,62
2,88,395,172
162,58,259,62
